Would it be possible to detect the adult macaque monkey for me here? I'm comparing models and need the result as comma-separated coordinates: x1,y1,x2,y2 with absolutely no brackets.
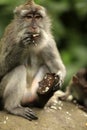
0,0,66,120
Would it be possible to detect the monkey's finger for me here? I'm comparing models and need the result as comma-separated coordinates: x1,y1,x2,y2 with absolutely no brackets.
22,114,37,121
25,112,38,120
23,37,31,41
25,108,38,120
53,80,62,92
22,33,31,39
23,38,31,45
53,85,60,92
22,114,32,121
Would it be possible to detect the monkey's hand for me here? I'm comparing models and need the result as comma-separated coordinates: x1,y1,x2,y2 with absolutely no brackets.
53,75,63,91
37,73,60,95
53,71,65,91
20,32,40,46
35,73,60,108
21,32,32,46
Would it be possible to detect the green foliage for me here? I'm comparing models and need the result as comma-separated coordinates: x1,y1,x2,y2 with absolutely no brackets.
0,0,87,87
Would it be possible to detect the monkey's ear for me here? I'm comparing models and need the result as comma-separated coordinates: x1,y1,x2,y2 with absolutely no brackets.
14,6,20,15
72,75,79,83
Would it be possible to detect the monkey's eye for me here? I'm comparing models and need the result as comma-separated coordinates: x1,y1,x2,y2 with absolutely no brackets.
35,15,42,19
26,14,33,19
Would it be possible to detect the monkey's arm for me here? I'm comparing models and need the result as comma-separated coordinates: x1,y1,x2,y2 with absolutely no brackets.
0,65,38,121
41,39,66,89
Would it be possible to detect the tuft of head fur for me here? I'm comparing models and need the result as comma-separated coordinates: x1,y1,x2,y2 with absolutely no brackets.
25,0,35,5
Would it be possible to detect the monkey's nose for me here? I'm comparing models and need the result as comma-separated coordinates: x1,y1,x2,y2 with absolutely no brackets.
29,27,39,33
32,25,37,29
29,27,37,33
30,25,37,30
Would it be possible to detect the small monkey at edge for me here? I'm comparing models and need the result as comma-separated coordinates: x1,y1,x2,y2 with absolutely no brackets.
59,68,87,111
0,0,66,120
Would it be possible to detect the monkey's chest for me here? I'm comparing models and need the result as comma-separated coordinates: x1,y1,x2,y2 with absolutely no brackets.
28,54,42,69
26,54,43,82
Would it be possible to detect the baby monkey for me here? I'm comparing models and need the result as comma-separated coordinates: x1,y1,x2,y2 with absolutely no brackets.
59,68,87,111
0,0,66,120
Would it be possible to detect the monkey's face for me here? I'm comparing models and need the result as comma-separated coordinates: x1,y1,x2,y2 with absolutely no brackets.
14,2,51,46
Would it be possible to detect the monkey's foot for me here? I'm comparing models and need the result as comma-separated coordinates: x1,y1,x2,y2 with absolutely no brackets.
58,94,68,101
8,106,38,121
78,105,87,112
37,73,60,95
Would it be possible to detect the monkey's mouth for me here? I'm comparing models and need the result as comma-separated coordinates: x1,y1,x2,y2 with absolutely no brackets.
30,33,40,45
31,33,40,40
32,33,40,38
22,32,40,47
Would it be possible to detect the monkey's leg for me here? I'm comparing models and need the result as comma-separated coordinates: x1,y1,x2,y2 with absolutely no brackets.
21,66,54,108
2,65,38,120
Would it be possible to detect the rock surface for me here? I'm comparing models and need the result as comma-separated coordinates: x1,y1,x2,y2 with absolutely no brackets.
0,102,87,130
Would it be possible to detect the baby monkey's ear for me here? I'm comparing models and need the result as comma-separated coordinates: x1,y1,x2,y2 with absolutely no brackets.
72,75,79,84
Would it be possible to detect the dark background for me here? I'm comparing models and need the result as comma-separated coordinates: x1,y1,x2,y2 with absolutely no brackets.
0,0,87,88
